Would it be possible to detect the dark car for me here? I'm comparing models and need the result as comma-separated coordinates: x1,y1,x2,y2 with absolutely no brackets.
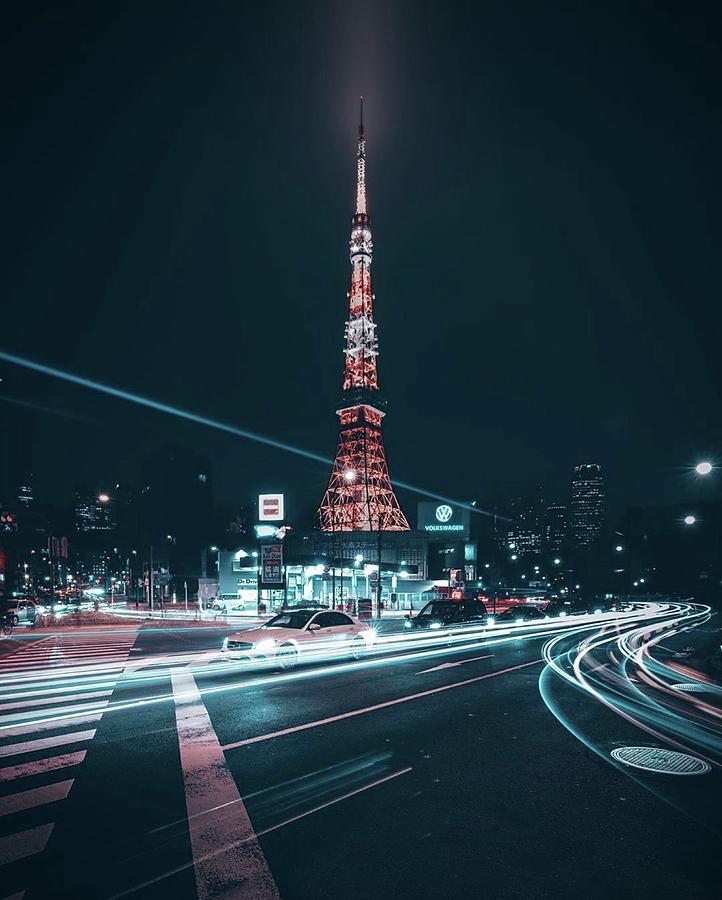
494,605,546,624
543,600,574,618
405,598,488,631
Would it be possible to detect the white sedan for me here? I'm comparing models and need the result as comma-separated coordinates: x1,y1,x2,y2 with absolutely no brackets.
222,608,375,670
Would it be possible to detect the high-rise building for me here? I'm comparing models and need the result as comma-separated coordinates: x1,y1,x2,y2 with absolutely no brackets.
17,475,33,509
544,504,567,554
74,484,115,532
570,465,605,546
504,491,544,557
316,101,409,532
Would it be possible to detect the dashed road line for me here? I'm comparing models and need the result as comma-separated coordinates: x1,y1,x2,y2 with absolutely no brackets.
0,779,74,816
0,824,54,865
0,751,86,783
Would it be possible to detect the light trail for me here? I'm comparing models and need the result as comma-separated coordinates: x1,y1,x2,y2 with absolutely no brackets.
0,349,497,517
0,607,671,735
539,601,722,778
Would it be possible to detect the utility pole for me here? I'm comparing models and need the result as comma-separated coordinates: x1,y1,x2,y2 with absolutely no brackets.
376,512,382,619
149,545,154,614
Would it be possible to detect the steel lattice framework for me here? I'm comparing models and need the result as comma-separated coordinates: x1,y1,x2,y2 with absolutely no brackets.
317,101,410,532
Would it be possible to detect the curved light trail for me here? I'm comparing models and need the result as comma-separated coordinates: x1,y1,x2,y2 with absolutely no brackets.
539,601,722,785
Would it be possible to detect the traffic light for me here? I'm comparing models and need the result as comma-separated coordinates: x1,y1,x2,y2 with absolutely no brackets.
0,513,19,534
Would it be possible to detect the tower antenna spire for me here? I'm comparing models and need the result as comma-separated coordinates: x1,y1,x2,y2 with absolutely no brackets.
355,97,367,216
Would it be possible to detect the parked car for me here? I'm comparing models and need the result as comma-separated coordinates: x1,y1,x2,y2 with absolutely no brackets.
211,594,247,612
1,599,38,625
405,598,488,631
222,608,374,669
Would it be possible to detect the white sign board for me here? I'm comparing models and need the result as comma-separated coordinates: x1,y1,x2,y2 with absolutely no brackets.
258,493,285,522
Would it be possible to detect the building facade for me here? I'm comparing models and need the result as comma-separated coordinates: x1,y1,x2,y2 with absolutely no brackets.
570,464,605,546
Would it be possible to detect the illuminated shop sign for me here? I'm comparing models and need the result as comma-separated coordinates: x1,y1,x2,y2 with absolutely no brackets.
417,502,470,538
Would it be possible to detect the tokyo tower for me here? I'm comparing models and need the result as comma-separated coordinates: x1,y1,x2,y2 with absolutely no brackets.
317,101,410,532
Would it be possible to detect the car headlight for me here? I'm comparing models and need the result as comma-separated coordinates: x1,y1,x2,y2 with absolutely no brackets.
404,620,412,628
430,622,442,630
486,616,495,626
222,638,229,650
254,638,277,652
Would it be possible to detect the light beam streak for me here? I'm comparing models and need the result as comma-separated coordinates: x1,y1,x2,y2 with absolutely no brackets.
0,349,497,517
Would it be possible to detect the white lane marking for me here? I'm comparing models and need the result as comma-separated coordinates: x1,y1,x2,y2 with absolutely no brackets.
171,671,280,900
417,653,493,674
0,750,86,783
0,713,103,739
0,643,135,656
0,690,112,713
0,652,131,666
0,778,74,816
0,730,96,759
0,823,54,865
1,699,110,724
223,658,543,751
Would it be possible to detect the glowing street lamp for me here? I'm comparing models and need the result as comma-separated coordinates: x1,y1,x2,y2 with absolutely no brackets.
683,515,696,526
615,545,623,552
97,493,110,503
695,461,713,476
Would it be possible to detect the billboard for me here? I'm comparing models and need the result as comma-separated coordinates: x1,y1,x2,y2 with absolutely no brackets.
260,543,284,585
417,502,470,539
258,493,285,521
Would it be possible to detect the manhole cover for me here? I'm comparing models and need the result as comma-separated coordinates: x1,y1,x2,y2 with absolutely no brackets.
671,683,717,693
611,746,710,775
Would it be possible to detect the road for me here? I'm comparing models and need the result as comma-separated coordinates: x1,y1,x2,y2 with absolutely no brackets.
0,604,720,899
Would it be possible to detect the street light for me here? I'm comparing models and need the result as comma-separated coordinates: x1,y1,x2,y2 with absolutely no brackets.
695,461,713,476
684,515,697,526
97,493,110,503
615,545,623,552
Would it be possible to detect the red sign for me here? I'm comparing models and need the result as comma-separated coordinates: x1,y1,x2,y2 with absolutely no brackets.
258,493,285,521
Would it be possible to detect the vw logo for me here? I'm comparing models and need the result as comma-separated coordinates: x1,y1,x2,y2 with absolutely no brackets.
435,504,453,523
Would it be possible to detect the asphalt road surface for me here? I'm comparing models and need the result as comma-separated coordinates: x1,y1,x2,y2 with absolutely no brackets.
0,604,720,899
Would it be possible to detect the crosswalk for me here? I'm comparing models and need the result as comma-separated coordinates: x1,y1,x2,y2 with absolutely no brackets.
0,631,139,895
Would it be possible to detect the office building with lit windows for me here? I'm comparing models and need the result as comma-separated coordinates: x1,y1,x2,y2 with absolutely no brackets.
570,465,605,546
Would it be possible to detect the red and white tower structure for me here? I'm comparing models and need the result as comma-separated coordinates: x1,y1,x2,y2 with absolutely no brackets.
317,101,410,532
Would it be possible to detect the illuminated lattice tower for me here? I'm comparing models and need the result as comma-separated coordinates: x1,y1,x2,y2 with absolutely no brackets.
317,101,410,532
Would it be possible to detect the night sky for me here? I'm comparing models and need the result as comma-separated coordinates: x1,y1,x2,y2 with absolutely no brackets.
2,1,721,522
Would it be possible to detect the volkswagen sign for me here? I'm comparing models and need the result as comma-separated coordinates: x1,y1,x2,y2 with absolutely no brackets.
417,502,470,538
